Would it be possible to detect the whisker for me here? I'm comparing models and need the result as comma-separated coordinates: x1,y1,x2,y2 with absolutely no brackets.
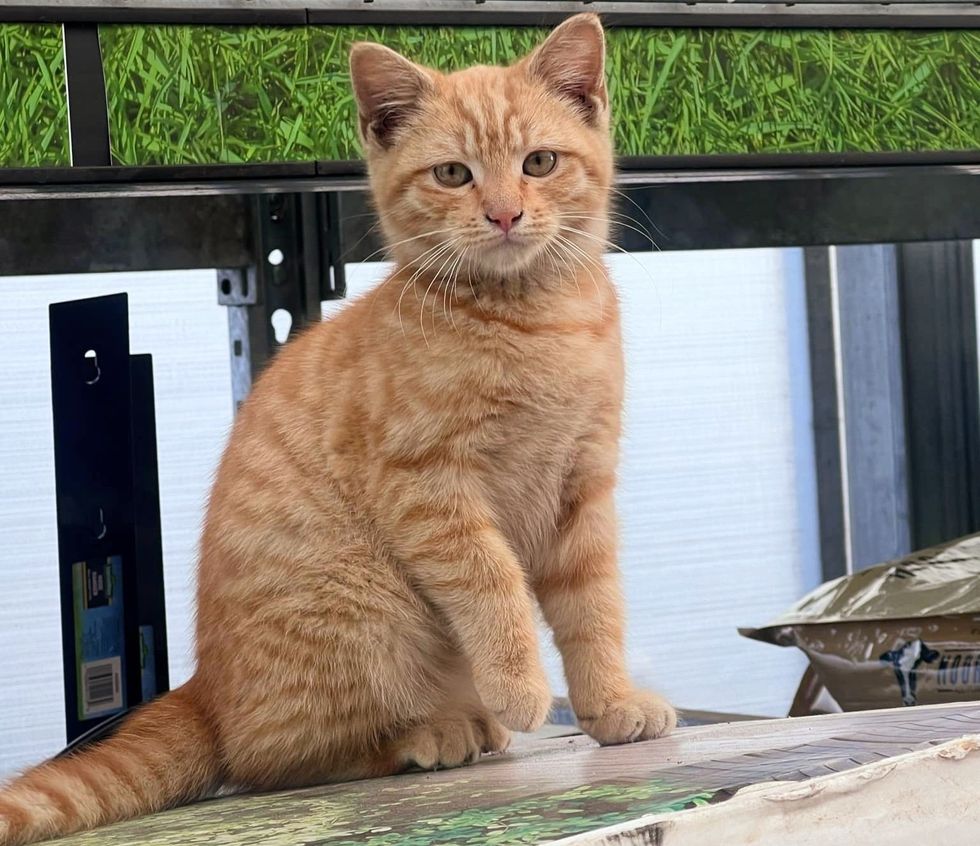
558,224,660,319
612,187,668,242
559,224,655,281
396,239,458,336
554,232,604,316
421,243,462,347
441,246,466,329
369,236,452,316
548,240,582,300
358,226,457,266
560,212,658,251
446,248,467,334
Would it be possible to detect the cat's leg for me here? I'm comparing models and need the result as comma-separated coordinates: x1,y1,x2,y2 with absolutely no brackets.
380,491,552,734
532,450,676,746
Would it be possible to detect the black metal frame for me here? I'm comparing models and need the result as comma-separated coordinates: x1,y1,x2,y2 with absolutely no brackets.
62,23,112,167
898,241,980,550
3,166,979,269
0,1,977,28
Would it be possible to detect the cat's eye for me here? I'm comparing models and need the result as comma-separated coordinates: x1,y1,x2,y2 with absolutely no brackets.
433,162,473,188
523,150,558,177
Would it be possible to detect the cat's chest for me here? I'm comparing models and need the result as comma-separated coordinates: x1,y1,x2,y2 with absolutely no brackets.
468,344,611,564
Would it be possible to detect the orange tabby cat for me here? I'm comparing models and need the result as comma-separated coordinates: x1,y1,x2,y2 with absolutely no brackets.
0,14,674,845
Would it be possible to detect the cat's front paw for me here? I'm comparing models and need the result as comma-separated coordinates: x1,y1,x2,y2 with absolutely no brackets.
475,667,552,733
578,691,676,746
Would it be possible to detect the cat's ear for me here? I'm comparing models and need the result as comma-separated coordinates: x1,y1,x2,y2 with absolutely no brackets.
526,13,607,124
349,43,433,149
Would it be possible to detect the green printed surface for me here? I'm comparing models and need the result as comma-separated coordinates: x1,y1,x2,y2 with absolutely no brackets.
50,771,714,846
0,24,69,167
99,25,980,166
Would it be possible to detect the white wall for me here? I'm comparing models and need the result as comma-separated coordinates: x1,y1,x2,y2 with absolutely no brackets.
0,270,231,778
0,249,818,777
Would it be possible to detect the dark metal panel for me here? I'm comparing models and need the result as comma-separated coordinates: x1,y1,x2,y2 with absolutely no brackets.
898,241,980,548
320,192,348,300
834,244,911,570
62,23,111,167
129,353,169,699
802,245,920,579
0,195,252,275
803,247,849,582
615,170,980,252
246,193,328,376
1,171,979,279
49,293,141,743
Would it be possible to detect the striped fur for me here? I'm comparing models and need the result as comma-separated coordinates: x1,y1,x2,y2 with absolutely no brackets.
0,14,674,845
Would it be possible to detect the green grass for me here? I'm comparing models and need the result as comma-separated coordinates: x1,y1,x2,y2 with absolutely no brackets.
99,25,980,165
608,28,980,156
4,24,977,168
0,24,70,167
99,25,544,165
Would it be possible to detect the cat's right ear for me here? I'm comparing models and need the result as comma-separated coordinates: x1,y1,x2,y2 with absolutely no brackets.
349,43,433,150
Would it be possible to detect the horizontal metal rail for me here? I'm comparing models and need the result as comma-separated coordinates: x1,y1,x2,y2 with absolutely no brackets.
0,1,977,28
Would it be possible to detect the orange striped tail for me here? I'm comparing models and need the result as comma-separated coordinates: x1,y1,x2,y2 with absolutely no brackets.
0,680,219,846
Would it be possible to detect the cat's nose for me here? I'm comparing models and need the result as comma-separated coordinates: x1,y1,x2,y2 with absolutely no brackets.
485,208,524,233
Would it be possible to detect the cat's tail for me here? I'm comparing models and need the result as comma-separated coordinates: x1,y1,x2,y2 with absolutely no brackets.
0,678,220,846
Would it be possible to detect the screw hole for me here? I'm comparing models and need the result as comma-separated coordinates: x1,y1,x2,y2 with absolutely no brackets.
83,349,101,385
220,277,232,296
233,339,242,357
94,507,107,540
271,309,293,345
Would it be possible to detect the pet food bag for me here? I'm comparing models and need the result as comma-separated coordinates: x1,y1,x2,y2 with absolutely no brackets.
740,534,980,711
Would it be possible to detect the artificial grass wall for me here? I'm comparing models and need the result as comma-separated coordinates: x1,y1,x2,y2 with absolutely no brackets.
1,24,978,169
99,25,980,165
0,24,70,167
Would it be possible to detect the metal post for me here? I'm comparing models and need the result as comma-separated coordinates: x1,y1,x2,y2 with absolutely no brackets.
897,241,980,547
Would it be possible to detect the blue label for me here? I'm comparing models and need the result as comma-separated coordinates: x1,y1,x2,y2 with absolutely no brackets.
73,556,126,720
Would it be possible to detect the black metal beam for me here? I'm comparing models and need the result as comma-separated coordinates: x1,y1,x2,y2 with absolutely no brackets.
245,193,328,375
897,241,980,548
0,1,977,29
1,169,978,279
614,169,980,252
1,169,979,279
62,23,112,167
803,247,849,582
0,195,252,275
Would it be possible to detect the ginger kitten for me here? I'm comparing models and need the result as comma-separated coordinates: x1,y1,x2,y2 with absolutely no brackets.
0,14,674,845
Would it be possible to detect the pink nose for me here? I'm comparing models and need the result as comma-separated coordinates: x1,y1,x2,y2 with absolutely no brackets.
485,209,523,233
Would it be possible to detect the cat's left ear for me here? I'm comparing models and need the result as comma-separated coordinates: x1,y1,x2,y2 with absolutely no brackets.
526,13,608,124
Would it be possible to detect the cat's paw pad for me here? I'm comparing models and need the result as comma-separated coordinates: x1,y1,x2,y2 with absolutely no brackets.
579,691,676,746
397,706,510,771
476,670,552,734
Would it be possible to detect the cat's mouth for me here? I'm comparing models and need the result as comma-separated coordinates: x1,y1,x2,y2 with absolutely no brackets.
469,233,551,275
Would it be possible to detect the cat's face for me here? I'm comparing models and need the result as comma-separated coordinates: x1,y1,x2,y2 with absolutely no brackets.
350,14,613,282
